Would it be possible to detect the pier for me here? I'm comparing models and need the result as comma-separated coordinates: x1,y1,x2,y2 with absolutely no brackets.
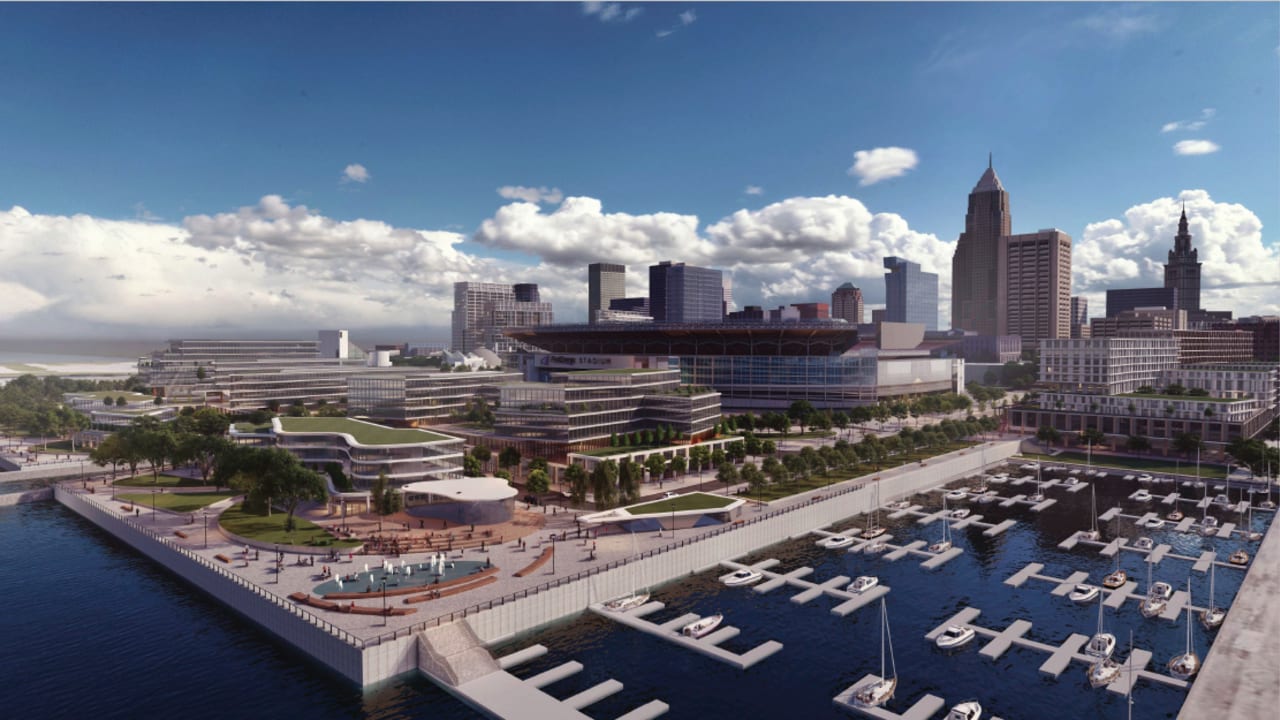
923,607,1188,694
1057,527,1248,572
1005,564,1214,621
587,600,783,670
833,678,945,719
719,559,890,617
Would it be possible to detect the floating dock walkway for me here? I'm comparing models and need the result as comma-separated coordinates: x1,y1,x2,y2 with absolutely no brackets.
1056,526,1247,572
588,600,783,670
1005,563,1216,621
923,607,1188,695
720,559,890,617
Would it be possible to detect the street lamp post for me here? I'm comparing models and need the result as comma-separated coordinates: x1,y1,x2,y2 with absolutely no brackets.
151,488,157,523
381,580,388,626
550,534,556,575
203,511,208,549
274,544,280,584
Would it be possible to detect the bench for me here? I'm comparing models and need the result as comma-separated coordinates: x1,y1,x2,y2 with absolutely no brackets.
214,554,232,564
174,531,189,539
513,546,554,577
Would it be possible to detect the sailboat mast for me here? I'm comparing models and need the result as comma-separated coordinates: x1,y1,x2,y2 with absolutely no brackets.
1127,631,1134,720
879,599,886,678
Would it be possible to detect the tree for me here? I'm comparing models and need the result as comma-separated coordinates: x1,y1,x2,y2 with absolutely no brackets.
1164,383,1186,396
196,366,207,381
669,454,687,476
1124,435,1151,454
566,463,589,507
463,454,483,477
617,462,641,505
103,396,116,407
1079,427,1106,447
136,426,177,480
178,433,231,485
1036,425,1061,448
590,460,619,509
1173,432,1203,458
740,462,766,494
716,462,739,493
526,468,550,494
711,448,726,468
90,433,126,478
644,454,667,483
276,463,328,533
471,445,492,473
761,439,777,457
59,407,90,451
191,407,231,436
788,400,816,433
727,440,747,464
498,446,522,480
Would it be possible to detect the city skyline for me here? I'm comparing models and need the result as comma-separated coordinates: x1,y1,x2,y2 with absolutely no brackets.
0,2,1277,342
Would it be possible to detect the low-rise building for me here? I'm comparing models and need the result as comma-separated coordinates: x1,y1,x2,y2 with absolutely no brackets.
1038,337,1179,395
347,370,521,425
266,416,465,486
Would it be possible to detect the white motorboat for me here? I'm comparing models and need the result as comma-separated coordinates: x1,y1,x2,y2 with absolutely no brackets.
1166,509,1184,521
604,592,650,612
1096,472,1108,479
1137,474,1153,484
819,535,855,550
988,474,1008,485
681,613,723,639
1168,581,1200,679
1085,590,1116,660
852,598,898,708
863,526,887,540
1213,483,1226,492
1066,476,1080,486
1069,468,1082,476
1133,489,1153,502
1212,494,1230,506
1192,480,1205,489
946,701,982,720
889,500,911,510
1125,474,1137,481
848,575,879,594
945,489,968,501
1070,584,1100,604
723,568,763,587
1199,516,1219,536
1143,518,1165,529
865,540,890,554
1200,563,1225,630
1133,537,1154,551
1228,549,1249,565
935,625,975,650
951,508,971,519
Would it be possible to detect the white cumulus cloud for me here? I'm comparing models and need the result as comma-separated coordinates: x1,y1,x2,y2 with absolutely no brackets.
1073,189,1278,316
847,147,919,186
342,163,370,183
582,2,640,23
497,185,564,204
1173,140,1221,156
744,185,764,196
1162,108,1216,134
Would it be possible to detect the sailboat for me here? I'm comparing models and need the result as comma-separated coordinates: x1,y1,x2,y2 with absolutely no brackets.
1027,463,1046,503
853,598,898,708
1079,484,1101,541
1260,460,1276,510
1168,580,1200,679
1085,589,1116,660
1139,561,1171,618
1200,562,1225,629
604,531,650,612
1102,539,1128,588
864,482,886,540
929,495,953,552
1243,503,1262,542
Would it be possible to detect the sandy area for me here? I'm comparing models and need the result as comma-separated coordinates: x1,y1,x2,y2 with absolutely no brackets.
0,361,137,376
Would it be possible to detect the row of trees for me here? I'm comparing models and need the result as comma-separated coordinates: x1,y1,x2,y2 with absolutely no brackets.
723,393,980,438
90,408,234,483
213,443,326,532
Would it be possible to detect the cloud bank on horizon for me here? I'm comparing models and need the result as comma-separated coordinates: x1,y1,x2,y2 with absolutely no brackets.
1,187,1274,339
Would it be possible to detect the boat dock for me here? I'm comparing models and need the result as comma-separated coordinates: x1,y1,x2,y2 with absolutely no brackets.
444,642,669,720
587,600,783,670
1059,525,1249,571
895,505,1018,537
1005,563,1213,621
832,677,945,720
719,559,890,617
923,607,1188,694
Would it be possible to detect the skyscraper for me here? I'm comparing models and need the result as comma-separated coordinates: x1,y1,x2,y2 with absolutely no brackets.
1070,296,1088,327
883,257,939,330
648,261,724,323
831,283,865,324
588,263,626,324
1003,229,1072,352
951,154,1011,336
1164,205,1201,313
451,282,553,361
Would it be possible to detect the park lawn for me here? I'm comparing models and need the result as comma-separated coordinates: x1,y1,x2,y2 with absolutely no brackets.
219,503,362,548
627,492,737,515
33,440,90,454
117,491,237,513
114,473,209,488
1018,452,1229,480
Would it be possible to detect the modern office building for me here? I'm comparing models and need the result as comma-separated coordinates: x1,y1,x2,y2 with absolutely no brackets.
1105,287,1179,318
1070,296,1089,338
486,368,721,459
925,331,1023,364
832,283,865,325
1002,229,1072,352
1164,205,1202,313
1170,329,1255,366
951,156,1010,336
451,281,554,363
588,263,627,324
883,257,938,330
318,330,349,359
648,261,724,323
508,321,963,410
1038,336,1180,395
347,370,522,426
265,416,465,485
1214,316,1280,362
722,274,735,317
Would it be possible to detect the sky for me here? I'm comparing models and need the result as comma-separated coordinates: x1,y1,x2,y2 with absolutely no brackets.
0,1,1277,346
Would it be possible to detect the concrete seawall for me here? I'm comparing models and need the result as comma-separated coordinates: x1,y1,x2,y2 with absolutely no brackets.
0,487,53,506
465,442,1019,645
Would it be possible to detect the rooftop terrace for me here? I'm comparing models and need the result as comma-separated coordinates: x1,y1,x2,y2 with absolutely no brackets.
275,417,455,445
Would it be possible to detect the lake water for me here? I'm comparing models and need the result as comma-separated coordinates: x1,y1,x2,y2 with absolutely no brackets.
1,468,1267,719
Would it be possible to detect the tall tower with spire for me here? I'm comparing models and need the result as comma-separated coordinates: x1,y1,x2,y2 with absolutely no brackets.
1163,204,1201,313
951,154,1012,335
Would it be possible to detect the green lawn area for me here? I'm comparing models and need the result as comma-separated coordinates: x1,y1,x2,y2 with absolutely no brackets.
32,440,89,454
1019,451,1229,479
118,491,236,513
69,390,154,402
627,492,737,515
218,503,362,548
276,417,453,444
114,474,210,488
233,422,273,434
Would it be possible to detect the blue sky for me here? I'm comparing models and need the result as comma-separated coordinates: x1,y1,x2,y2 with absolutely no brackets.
0,2,1276,342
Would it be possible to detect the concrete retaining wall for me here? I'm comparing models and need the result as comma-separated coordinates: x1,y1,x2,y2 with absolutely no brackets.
53,486,401,684
466,441,1019,645
0,487,53,506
